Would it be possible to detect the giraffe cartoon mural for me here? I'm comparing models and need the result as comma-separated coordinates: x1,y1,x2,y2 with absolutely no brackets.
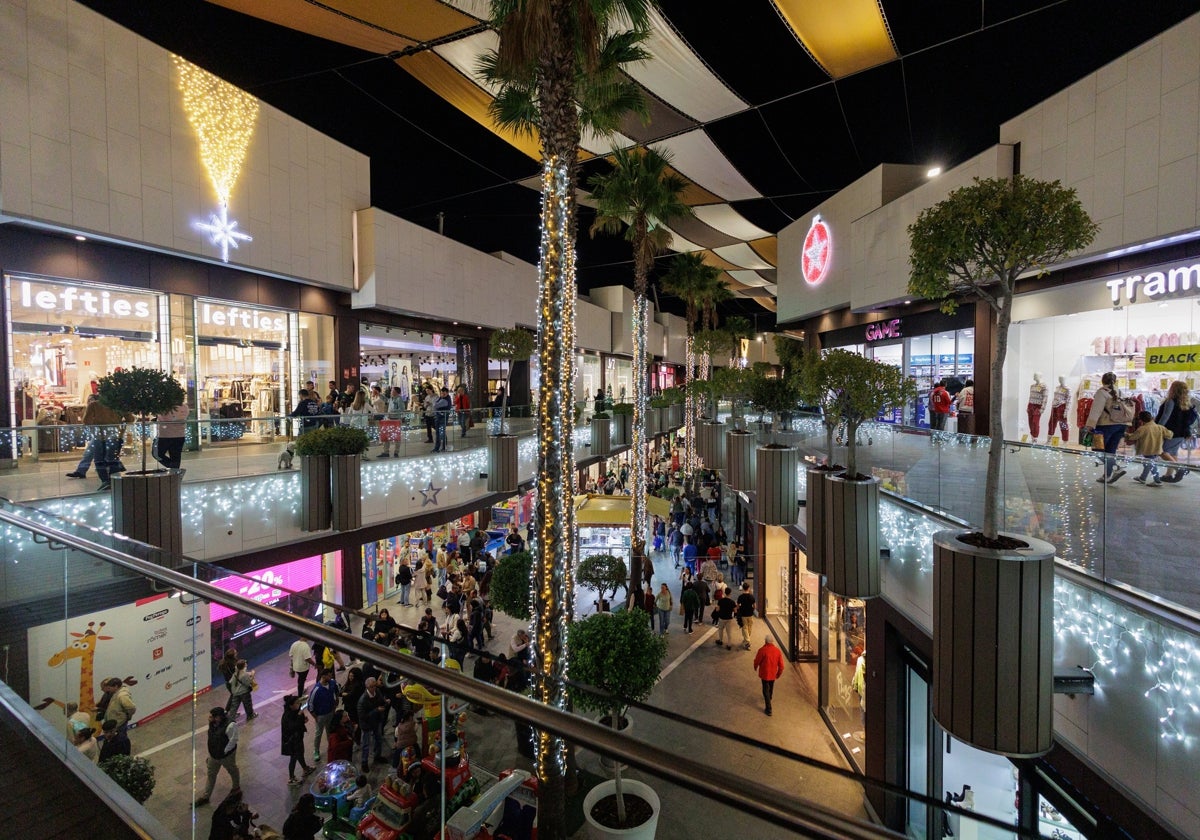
34,621,136,724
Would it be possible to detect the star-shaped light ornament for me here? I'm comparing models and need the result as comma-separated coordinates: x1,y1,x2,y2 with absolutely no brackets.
419,480,443,507
195,203,252,263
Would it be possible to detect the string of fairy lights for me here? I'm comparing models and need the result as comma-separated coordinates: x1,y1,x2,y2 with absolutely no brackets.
531,157,572,778
684,336,696,476
630,294,649,548
174,57,258,263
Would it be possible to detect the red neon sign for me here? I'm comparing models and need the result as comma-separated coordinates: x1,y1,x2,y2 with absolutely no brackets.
802,215,832,286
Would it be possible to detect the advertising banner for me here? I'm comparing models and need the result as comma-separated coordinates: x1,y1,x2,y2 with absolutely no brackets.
28,593,210,730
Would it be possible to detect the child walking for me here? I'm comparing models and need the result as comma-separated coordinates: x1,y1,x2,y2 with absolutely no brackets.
1126,411,1173,486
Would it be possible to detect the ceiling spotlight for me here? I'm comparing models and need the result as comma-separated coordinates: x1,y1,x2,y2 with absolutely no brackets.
926,166,942,178
452,321,459,326
904,300,912,305
74,234,87,241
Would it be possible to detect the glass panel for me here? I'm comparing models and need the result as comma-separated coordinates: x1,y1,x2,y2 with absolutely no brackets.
940,733,1020,839
907,665,930,837
1037,795,1084,839
823,593,867,771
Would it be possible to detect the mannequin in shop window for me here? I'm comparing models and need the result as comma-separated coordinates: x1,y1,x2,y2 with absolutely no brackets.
1046,376,1071,442
1027,373,1048,438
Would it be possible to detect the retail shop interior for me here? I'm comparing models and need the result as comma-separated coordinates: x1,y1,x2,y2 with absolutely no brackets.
358,323,462,410
1006,278,1200,455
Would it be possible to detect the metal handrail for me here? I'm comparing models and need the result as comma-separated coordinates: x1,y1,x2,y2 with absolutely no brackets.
0,503,1050,839
0,507,901,839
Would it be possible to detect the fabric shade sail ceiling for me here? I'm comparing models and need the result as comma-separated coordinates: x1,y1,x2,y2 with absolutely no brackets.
79,0,1200,325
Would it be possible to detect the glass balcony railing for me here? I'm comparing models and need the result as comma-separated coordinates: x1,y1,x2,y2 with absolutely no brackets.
0,499,1032,840
720,408,1200,618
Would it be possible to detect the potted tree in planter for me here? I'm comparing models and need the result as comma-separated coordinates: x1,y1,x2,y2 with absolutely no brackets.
820,352,916,598
294,425,369,532
570,608,667,839
577,553,628,614
489,549,533,621
591,408,612,457
100,753,156,804
610,402,633,448
794,348,847,577
908,174,1097,756
96,367,187,558
488,328,535,492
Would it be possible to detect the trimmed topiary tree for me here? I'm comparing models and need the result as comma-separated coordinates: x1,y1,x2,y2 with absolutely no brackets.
489,549,533,621
100,753,156,804
488,327,535,435
576,553,628,609
568,608,666,826
96,366,185,474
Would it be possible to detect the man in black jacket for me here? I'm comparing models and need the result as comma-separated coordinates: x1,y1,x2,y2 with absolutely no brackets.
195,707,240,806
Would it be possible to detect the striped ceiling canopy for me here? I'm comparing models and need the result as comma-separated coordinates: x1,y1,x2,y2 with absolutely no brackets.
93,0,1200,326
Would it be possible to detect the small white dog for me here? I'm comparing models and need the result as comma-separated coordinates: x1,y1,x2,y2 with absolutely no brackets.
278,443,295,470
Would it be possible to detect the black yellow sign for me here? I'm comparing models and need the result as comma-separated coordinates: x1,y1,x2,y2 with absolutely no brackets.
1145,344,1200,371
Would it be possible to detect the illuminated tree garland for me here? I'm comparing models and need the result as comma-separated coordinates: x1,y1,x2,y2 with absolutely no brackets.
531,157,573,777
631,294,648,550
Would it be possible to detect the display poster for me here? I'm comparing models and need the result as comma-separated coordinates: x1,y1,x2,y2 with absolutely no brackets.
29,593,210,730
364,542,379,606
492,506,515,526
387,357,412,401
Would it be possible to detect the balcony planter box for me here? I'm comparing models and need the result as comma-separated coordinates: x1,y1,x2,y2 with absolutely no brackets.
754,444,798,526
665,404,682,431
591,417,612,457
933,530,1055,757
804,465,843,576
487,434,519,493
725,429,756,493
300,455,331,532
646,407,662,438
695,420,726,471
823,474,881,597
330,453,362,531
612,411,632,447
112,470,183,560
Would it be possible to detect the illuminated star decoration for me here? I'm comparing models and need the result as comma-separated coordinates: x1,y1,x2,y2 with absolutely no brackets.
194,203,252,263
419,480,443,507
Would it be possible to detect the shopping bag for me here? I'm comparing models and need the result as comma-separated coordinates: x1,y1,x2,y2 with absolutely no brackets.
379,419,402,442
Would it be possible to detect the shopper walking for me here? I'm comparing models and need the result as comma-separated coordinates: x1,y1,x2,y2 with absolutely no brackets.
454,384,471,438
356,678,388,772
1156,380,1196,482
1126,411,1173,486
217,647,239,713
681,582,700,635
100,677,136,729
422,385,437,443
736,582,757,650
153,399,189,470
752,635,785,716
1083,372,1133,484
228,659,256,720
432,386,453,452
714,586,737,650
307,669,338,763
195,707,240,806
281,694,315,785
395,559,414,606
289,637,316,698
86,398,131,492
654,583,673,635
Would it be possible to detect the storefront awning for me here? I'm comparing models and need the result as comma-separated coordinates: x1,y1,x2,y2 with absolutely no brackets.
573,493,671,526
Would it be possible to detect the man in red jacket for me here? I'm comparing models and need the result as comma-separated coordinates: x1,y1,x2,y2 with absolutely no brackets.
752,636,785,716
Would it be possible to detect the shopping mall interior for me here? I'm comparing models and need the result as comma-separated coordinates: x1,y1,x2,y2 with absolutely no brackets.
2,1,1200,839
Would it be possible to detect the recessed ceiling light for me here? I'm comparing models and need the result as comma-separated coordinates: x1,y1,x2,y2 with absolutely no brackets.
904,300,912,305
74,235,87,241
926,167,942,178
452,321,459,325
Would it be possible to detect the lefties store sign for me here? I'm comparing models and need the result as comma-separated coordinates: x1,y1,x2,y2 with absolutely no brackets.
14,279,154,319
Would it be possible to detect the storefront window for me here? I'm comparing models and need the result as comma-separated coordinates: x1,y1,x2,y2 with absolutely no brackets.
6,274,168,444
361,515,478,606
1006,295,1200,446
578,353,602,406
940,733,1020,837
606,356,632,403
824,594,867,769
1037,795,1083,839
360,324,458,406
907,665,930,837
195,298,289,442
296,312,334,407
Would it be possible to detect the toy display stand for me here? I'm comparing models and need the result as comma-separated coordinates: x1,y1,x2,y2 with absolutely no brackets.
311,760,358,814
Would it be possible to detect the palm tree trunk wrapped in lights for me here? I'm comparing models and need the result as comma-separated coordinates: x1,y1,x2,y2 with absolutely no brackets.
484,2,654,834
